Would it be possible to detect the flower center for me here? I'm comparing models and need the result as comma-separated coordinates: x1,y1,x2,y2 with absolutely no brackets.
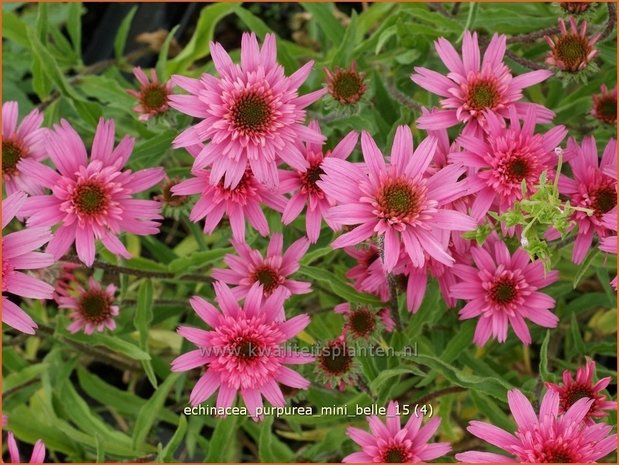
468,80,500,111
382,445,410,463
508,157,530,181
378,181,421,220
540,447,576,463
563,385,594,409
2,140,24,176
318,341,353,375
233,336,261,362
490,278,518,305
555,35,590,71
348,308,376,338
231,91,273,135
593,186,617,215
559,2,591,14
73,181,109,215
332,71,365,104
301,161,325,195
598,97,617,121
253,266,281,294
79,290,113,324
142,85,168,111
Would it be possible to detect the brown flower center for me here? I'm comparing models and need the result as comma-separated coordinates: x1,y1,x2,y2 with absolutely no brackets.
541,448,576,463
348,308,376,338
233,337,262,362
318,341,353,375
231,92,273,135
563,385,594,409
141,85,168,111
508,157,531,182
382,446,409,463
593,186,617,216
2,140,24,176
597,97,617,123
468,80,500,111
79,290,113,324
554,35,590,71
73,181,109,215
301,162,325,195
490,279,518,305
253,266,281,294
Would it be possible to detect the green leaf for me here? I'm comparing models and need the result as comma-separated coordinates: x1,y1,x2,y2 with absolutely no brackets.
114,6,137,60
569,312,586,356
167,248,232,274
67,3,82,56
205,416,240,461
259,415,295,462
298,265,384,305
2,11,30,48
300,246,333,266
167,3,239,75
35,2,48,42
375,25,397,55
369,368,421,395
59,328,151,361
78,74,137,110
156,25,180,81
573,249,600,288
134,279,154,349
301,3,345,45
132,373,181,450
158,415,187,462
539,331,552,381
2,363,47,393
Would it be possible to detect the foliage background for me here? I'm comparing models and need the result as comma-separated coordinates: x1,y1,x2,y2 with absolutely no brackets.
2,2,617,463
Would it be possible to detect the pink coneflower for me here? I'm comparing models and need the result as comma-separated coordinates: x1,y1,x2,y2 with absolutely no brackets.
545,17,600,73
2,101,47,195
453,107,567,220
280,121,359,243
324,62,367,106
127,67,172,121
545,358,617,424
56,277,119,334
6,432,45,464
334,303,394,339
2,192,54,335
600,208,617,289
172,168,286,242
411,32,554,132
450,236,559,346
344,245,390,302
19,118,165,266
318,125,476,273
315,335,360,391
343,400,451,463
212,233,311,306
169,32,326,189
171,282,313,418
560,2,593,15
557,136,617,264
591,84,617,124
455,389,617,463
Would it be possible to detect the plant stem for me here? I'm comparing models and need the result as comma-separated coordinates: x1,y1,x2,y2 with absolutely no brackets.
599,2,617,42
376,236,403,332
386,79,422,113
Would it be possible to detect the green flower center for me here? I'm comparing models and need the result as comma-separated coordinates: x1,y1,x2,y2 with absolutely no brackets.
382,446,408,463
142,85,167,110
380,183,419,218
232,92,272,134
2,140,23,176
468,81,499,110
73,182,108,215
332,71,364,103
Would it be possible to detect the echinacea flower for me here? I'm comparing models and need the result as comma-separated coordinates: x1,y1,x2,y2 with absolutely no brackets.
315,335,359,391
560,2,593,14
344,244,390,302
211,233,311,305
545,17,601,73
6,432,45,464
545,357,617,424
2,101,47,195
455,389,617,463
56,277,119,334
2,192,54,335
169,32,326,189
599,208,617,289
343,400,451,463
280,121,359,243
453,107,567,220
319,125,476,273
172,168,286,242
556,136,617,264
334,303,394,339
324,62,367,106
450,236,559,346
127,67,172,121
171,282,313,418
411,32,554,132
591,84,617,124
20,118,165,266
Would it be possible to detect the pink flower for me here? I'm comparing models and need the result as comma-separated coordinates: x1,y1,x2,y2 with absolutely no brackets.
599,208,617,289
6,432,45,464
169,32,326,189
2,192,54,335
343,400,451,463
172,167,287,243
545,17,601,73
343,245,390,302
280,121,359,243
450,236,559,346
318,125,476,273
454,107,567,220
20,118,165,266
455,389,617,463
170,282,313,418
545,357,617,424
56,277,119,334
411,32,554,132
557,136,617,264
592,84,617,124
127,67,173,121
2,101,47,195
211,233,311,306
